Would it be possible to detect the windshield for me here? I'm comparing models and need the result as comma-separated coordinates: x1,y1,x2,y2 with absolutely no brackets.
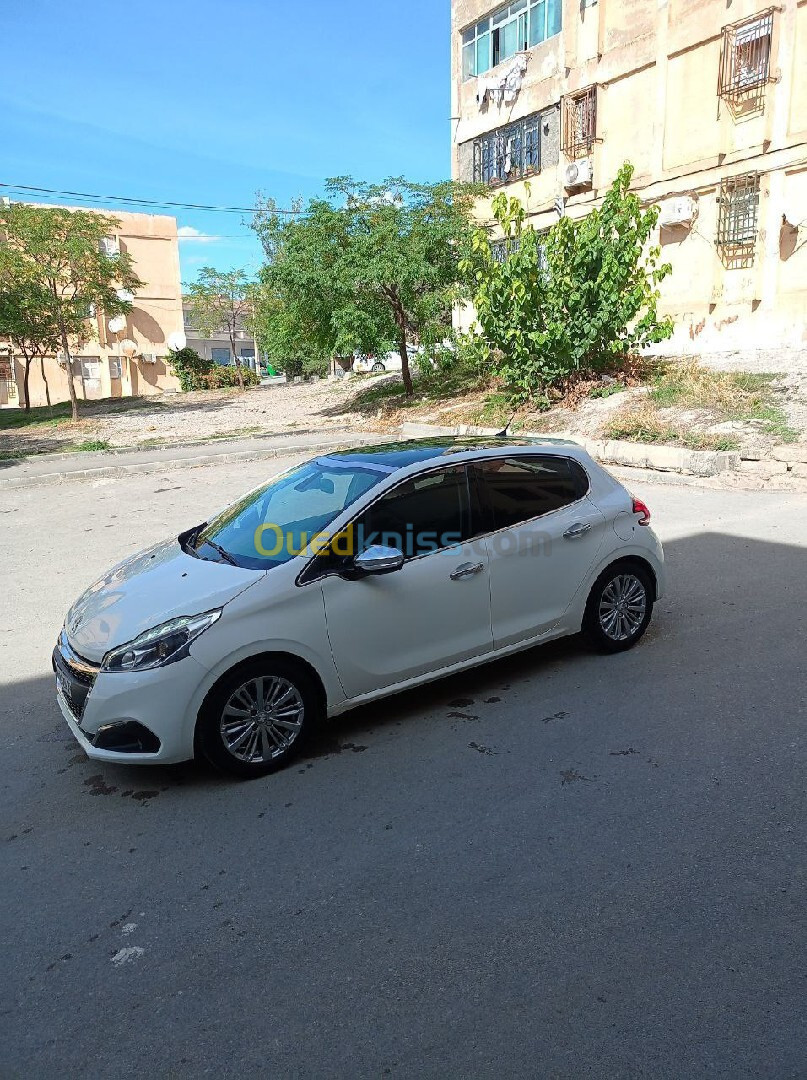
194,458,387,569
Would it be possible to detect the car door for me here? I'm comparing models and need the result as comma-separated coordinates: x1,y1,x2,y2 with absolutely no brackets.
474,455,606,648
316,464,493,698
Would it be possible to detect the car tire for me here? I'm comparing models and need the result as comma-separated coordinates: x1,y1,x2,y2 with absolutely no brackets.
582,561,654,654
371,362,385,373
197,657,320,778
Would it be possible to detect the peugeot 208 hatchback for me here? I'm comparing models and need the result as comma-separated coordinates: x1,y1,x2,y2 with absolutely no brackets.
54,438,664,778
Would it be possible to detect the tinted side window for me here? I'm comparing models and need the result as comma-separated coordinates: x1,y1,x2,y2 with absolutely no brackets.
478,456,587,530
357,465,471,558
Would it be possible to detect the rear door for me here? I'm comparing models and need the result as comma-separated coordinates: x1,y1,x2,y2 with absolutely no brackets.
474,454,606,648
317,465,493,698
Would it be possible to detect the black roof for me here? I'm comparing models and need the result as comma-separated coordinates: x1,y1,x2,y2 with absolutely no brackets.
322,436,576,470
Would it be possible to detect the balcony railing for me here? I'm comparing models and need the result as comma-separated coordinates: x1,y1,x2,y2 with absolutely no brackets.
473,113,542,186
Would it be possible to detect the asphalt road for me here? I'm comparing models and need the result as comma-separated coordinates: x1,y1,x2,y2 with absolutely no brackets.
1,457,805,1079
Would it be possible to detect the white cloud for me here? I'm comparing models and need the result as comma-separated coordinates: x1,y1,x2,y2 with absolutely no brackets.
178,225,217,244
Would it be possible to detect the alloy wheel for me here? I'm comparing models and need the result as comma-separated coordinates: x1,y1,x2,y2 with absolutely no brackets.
598,573,647,642
219,676,305,764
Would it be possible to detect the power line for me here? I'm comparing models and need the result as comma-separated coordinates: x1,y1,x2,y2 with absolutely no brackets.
0,182,304,216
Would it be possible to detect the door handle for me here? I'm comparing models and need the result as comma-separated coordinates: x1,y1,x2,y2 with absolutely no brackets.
450,561,485,581
563,522,592,539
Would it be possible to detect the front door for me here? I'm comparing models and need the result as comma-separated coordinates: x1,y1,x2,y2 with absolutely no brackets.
474,456,606,648
319,465,493,698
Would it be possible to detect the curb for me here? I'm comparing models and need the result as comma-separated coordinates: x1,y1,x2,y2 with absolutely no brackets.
0,437,373,490
399,422,807,489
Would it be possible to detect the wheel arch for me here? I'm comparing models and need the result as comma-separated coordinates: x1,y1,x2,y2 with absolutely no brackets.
595,554,659,601
193,650,329,754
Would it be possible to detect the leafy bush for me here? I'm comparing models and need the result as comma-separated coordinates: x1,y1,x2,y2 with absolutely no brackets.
460,163,674,402
199,365,260,390
168,347,260,391
167,347,212,392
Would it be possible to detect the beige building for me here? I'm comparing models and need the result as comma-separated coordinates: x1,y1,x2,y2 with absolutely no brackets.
0,207,184,408
451,0,807,356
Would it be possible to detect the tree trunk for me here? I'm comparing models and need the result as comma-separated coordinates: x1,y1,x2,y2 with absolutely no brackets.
53,284,79,421
40,355,52,408
230,331,245,391
397,332,413,396
385,287,414,396
22,354,31,412
59,322,80,421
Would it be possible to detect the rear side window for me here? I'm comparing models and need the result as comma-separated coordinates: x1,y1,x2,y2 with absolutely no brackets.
477,455,588,530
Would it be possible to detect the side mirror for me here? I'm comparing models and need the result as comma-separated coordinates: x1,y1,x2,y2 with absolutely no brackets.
351,545,405,577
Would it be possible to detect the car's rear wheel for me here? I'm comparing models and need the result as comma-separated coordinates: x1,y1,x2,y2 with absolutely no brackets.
197,658,319,778
583,562,654,653
371,362,385,373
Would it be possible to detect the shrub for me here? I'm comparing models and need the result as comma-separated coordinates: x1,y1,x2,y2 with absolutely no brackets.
460,163,674,402
200,365,260,390
167,347,211,392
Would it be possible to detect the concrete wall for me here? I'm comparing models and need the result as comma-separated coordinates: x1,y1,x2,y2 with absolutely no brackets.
451,0,807,357
1,207,183,408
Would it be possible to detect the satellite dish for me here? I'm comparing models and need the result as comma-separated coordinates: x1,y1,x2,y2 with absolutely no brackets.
167,331,187,351
120,338,138,358
116,289,135,304
108,315,126,334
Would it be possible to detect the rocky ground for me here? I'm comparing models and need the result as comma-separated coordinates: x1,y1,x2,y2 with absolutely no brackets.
2,352,807,461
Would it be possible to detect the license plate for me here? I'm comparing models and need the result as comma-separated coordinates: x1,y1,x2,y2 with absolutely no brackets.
56,670,73,706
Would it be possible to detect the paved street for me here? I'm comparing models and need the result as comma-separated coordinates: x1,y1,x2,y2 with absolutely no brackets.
1,457,806,1079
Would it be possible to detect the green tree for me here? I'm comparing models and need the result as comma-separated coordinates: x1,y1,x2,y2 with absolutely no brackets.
251,281,330,379
0,257,60,410
460,163,674,401
0,203,142,420
184,268,256,392
253,178,480,396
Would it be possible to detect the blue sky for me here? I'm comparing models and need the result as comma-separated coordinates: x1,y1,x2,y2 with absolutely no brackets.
1,0,450,282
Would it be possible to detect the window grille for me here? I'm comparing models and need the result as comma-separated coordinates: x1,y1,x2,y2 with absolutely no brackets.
473,113,542,185
562,86,597,158
718,10,774,104
716,173,760,253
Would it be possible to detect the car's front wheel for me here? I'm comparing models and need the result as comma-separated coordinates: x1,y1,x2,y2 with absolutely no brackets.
371,362,385,373
197,658,319,778
583,562,654,653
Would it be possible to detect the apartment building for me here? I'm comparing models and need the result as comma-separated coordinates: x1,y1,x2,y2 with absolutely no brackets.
451,0,807,357
0,208,184,408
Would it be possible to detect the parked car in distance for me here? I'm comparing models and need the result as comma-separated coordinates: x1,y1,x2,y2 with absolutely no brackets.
54,438,664,778
352,347,414,374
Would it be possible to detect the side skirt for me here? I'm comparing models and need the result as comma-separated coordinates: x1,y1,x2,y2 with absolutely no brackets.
327,621,577,718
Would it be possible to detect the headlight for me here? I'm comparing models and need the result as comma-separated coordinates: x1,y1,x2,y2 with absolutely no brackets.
101,610,221,673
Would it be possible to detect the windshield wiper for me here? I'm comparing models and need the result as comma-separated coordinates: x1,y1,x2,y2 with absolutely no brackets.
199,538,238,566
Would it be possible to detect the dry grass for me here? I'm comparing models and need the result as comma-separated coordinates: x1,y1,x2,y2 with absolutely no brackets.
602,360,798,449
604,402,740,452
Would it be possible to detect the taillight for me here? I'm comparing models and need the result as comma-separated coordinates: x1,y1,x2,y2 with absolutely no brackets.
632,497,651,526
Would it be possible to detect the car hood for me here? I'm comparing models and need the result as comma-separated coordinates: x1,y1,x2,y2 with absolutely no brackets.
64,538,265,663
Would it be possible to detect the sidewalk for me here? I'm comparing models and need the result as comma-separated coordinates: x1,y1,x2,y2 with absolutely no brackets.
0,429,375,489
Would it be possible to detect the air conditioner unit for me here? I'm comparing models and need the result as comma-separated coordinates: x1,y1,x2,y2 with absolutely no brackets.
564,158,593,189
142,353,159,364
99,237,120,257
658,196,697,228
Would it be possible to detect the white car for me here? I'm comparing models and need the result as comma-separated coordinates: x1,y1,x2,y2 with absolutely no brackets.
352,349,410,374
53,438,665,778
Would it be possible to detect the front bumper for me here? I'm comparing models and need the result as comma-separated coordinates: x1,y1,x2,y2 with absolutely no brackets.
53,633,209,764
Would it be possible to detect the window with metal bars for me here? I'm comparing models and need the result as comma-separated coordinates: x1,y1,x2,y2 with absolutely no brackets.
718,10,774,102
473,114,541,186
491,232,548,269
562,87,597,158
716,174,760,252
